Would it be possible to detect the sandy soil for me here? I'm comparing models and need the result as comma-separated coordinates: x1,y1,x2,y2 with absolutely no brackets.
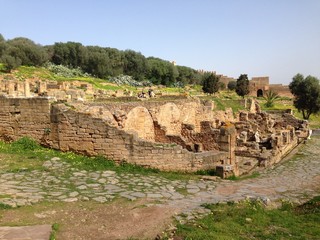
0,199,177,240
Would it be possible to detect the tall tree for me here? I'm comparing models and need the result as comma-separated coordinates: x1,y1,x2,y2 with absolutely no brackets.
123,50,147,81
289,74,320,119
146,57,178,86
236,74,250,98
0,34,7,58
202,73,220,95
7,37,48,66
51,42,88,68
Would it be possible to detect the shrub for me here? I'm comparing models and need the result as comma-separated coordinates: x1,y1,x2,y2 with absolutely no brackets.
44,62,91,78
109,74,152,87
11,137,40,151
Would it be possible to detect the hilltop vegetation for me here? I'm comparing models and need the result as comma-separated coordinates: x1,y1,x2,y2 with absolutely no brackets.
0,33,202,87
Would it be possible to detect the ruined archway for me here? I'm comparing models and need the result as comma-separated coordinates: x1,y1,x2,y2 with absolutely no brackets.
180,102,198,131
257,89,263,97
123,106,155,141
155,103,181,135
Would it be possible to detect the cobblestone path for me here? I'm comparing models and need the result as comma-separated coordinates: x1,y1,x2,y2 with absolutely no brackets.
0,137,319,219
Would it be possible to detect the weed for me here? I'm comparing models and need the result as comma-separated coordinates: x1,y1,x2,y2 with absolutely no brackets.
195,169,217,176
11,137,40,152
175,188,188,196
0,202,13,210
49,223,59,240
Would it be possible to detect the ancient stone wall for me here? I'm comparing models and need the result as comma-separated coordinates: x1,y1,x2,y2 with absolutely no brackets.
47,103,230,171
269,84,293,98
0,96,52,142
0,95,308,177
235,110,308,173
0,96,229,172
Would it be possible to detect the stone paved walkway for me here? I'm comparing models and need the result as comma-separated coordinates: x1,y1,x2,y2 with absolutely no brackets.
0,138,319,239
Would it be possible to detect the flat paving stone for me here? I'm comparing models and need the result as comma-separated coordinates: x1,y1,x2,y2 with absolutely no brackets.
0,225,51,240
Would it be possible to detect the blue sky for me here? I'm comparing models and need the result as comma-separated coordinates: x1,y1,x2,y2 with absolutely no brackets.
1,0,319,84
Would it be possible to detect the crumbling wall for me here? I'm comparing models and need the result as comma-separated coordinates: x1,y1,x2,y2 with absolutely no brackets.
235,110,309,173
0,96,229,172
0,95,309,177
0,96,51,141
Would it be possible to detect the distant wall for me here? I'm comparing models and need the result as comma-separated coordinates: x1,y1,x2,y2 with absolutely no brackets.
269,84,293,98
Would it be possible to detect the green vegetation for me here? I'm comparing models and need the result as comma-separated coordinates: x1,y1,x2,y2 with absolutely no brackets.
0,202,13,210
202,73,220,95
50,223,60,240
0,137,197,181
173,197,320,240
0,34,202,86
263,90,280,108
236,74,250,98
289,73,320,120
227,80,237,91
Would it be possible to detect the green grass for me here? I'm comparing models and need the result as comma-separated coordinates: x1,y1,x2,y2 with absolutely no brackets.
173,197,320,240
208,97,245,114
0,202,13,210
0,137,197,181
0,63,5,72
9,66,135,92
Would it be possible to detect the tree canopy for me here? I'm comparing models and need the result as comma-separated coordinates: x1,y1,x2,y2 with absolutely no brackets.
0,34,203,86
0,36,48,72
227,80,237,91
289,73,320,119
236,74,250,98
202,73,220,95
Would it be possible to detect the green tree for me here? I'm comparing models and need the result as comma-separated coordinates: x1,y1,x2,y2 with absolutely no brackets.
0,55,22,72
218,82,226,90
263,90,280,108
84,46,111,78
123,50,147,81
51,42,88,68
146,57,178,86
227,80,237,91
236,74,250,98
6,37,48,66
0,34,4,42
289,74,320,119
202,73,220,95
0,34,7,61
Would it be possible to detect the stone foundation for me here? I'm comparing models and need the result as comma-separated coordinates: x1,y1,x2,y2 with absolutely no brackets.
0,95,309,177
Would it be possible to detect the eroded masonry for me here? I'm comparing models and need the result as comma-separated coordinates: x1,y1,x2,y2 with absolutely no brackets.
0,79,309,178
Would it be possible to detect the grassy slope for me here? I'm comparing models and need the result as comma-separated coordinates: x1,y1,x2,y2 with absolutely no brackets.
173,198,320,240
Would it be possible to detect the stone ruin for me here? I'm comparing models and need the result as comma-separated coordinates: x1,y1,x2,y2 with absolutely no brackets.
0,78,310,178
